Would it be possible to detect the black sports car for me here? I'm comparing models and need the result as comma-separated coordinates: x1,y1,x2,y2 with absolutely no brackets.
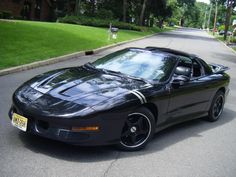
9,47,230,151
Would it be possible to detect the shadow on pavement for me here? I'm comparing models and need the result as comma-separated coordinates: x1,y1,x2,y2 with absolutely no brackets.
19,107,235,162
211,52,236,64
159,32,216,42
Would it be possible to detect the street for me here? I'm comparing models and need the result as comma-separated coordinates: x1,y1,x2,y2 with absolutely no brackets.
1,28,236,177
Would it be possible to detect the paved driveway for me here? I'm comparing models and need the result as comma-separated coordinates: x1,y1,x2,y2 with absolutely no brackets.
1,28,236,177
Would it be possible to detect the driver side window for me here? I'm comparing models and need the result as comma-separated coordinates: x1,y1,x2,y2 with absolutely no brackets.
176,57,204,79
176,56,192,76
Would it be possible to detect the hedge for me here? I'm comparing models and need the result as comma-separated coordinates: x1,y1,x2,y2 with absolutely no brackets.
58,16,143,31
0,11,12,19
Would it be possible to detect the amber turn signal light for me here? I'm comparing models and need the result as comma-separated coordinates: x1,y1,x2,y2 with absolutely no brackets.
72,126,100,132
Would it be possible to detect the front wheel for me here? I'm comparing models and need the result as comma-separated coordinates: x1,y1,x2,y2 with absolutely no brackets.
117,107,155,151
206,91,225,122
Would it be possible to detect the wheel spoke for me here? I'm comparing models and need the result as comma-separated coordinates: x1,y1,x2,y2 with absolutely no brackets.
136,118,144,129
138,129,148,136
121,130,130,137
130,134,137,144
126,120,132,127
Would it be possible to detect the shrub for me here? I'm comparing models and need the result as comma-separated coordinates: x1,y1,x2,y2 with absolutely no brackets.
218,25,225,31
58,15,143,31
14,16,23,20
1,11,13,19
230,37,236,43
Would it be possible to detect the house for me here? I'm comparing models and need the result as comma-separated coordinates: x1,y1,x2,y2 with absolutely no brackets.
0,0,55,21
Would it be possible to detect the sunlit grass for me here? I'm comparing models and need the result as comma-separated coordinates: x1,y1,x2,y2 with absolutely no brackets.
0,20,175,70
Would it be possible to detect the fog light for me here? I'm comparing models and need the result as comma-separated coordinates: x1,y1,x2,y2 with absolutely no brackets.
72,126,100,132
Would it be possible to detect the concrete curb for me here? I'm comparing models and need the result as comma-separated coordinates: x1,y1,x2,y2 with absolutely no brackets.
0,32,159,76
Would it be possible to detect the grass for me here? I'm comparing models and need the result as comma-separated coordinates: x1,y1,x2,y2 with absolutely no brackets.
0,20,175,70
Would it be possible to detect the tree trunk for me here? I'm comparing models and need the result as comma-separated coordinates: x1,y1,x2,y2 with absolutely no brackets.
224,0,233,41
139,0,148,26
75,0,81,16
213,0,218,35
207,3,212,30
159,19,163,28
123,0,127,22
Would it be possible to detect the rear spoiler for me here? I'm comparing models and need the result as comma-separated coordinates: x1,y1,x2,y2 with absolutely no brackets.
209,63,229,74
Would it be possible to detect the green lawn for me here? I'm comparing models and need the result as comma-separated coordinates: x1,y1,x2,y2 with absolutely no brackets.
0,20,173,70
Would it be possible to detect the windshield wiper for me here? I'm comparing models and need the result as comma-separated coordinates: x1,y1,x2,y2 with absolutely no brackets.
84,63,111,74
125,75,151,84
84,62,96,69
103,69,122,75
103,69,150,84
84,63,150,84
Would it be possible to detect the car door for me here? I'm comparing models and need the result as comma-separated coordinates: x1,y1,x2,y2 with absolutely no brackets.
167,57,212,122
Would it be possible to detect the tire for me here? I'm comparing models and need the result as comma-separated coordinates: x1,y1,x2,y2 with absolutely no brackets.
117,107,155,151
206,91,225,122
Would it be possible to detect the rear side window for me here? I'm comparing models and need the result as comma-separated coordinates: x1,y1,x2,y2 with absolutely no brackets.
192,59,203,78
197,58,213,75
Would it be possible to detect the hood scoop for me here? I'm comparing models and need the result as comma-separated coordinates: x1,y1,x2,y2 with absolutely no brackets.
59,76,121,98
31,68,93,94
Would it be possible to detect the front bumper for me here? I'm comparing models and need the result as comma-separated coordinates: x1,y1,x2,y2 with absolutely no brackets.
9,105,128,146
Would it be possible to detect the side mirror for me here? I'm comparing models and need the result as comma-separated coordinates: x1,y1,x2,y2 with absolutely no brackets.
172,66,191,87
172,75,190,86
175,66,191,77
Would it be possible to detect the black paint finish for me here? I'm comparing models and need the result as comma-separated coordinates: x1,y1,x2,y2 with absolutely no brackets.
9,48,230,146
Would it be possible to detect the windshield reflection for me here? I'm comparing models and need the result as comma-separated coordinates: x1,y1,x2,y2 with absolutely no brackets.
93,49,177,82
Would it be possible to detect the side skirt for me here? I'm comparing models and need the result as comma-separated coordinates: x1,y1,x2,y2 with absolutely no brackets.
155,112,208,133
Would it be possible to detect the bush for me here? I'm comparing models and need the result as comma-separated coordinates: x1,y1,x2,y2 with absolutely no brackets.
58,15,143,31
218,25,225,31
14,16,23,20
1,11,13,19
230,37,236,43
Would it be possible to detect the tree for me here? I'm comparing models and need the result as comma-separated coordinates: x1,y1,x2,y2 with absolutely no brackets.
177,0,195,6
148,0,173,27
97,0,123,20
139,0,149,25
75,0,81,16
224,0,234,40
211,0,236,40
123,0,127,22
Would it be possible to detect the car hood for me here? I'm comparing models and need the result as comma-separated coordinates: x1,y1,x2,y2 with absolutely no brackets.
13,67,151,116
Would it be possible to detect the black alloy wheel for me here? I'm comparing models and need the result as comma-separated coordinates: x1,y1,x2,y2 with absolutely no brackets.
207,91,225,122
118,107,155,151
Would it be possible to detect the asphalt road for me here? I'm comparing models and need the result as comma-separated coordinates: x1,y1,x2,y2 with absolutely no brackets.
1,28,236,177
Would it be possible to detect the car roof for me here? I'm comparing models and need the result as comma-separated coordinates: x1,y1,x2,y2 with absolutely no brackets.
125,47,198,60
144,46,198,58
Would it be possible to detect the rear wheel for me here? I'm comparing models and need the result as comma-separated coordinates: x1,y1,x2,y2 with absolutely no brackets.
207,91,225,122
118,107,155,151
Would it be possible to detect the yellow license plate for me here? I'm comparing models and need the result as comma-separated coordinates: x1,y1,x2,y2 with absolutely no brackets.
12,113,28,132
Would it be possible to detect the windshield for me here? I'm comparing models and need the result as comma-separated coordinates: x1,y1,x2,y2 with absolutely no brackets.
93,49,177,82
